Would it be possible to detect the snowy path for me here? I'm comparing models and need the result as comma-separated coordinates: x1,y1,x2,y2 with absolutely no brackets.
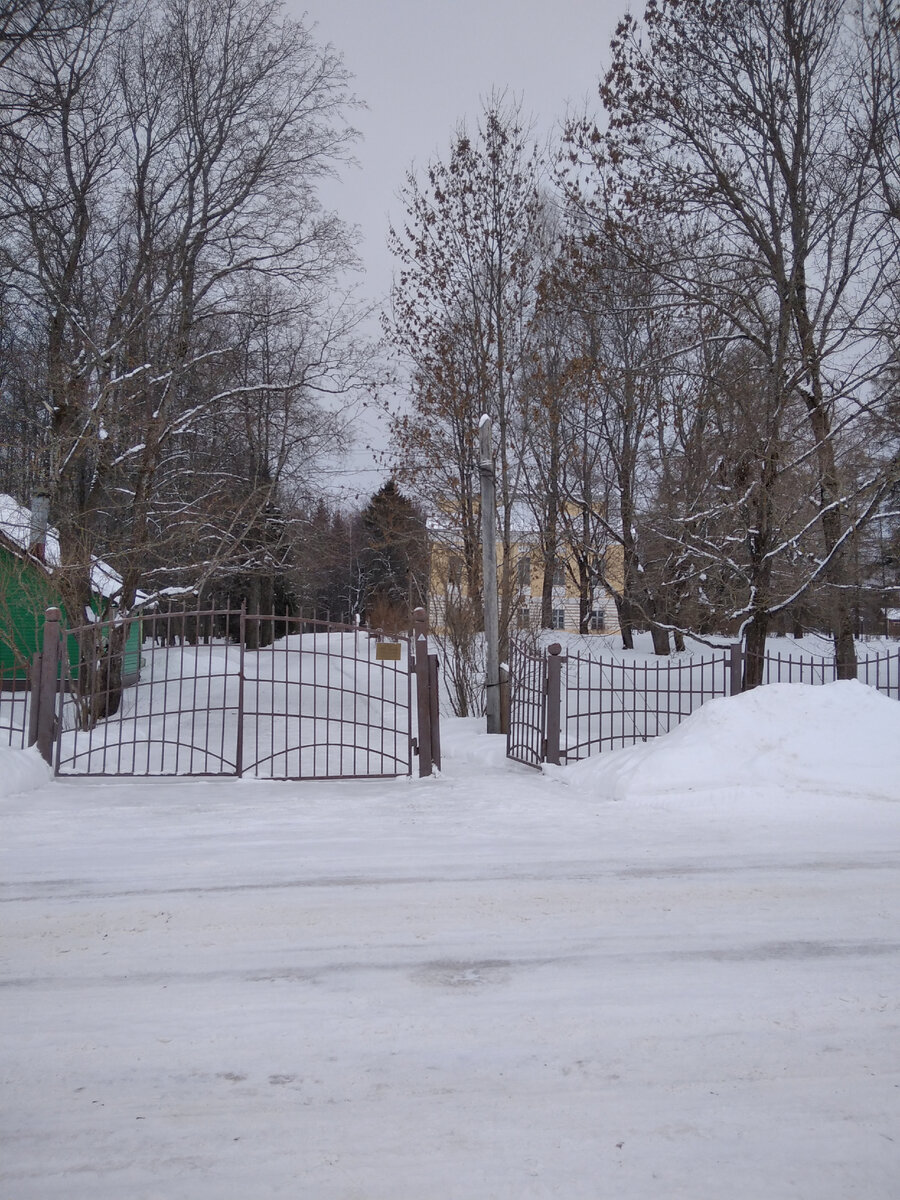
2,720,900,1198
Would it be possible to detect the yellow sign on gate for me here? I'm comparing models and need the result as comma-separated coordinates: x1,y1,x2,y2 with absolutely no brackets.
375,642,402,661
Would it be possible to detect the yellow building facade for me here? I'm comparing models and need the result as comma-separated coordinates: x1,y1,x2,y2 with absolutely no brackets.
428,525,623,636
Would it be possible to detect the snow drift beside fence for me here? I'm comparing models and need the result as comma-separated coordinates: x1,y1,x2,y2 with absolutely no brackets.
556,679,900,803
0,746,54,799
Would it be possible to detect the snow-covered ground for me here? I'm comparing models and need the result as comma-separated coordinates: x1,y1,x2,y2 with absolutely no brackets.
2,682,900,1198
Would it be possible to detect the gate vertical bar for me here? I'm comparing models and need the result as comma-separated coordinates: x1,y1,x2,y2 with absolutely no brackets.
236,604,245,777
413,607,433,777
504,637,515,759
406,633,414,775
598,652,604,754
545,643,563,766
36,607,62,766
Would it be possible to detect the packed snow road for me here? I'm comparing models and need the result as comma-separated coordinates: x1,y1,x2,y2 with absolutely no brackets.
2,690,900,1199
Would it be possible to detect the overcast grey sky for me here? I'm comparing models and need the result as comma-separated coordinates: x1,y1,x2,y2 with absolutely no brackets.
284,0,628,498
291,0,625,302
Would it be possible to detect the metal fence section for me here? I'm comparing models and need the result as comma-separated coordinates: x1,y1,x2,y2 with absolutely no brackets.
45,606,428,780
506,636,549,767
561,646,731,759
761,646,900,694
507,636,900,767
855,649,900,696
0,660,31,750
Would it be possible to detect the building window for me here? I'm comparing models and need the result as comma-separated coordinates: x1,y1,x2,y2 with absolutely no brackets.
447,553,462,588
517,605,530,630
589,609,605,632
553,559,566,588
551,608,566,630
518,556,531,589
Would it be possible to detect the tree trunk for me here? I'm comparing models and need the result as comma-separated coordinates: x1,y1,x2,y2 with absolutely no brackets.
258,575,274,647
649,621,670,656
793,278,858,679
616,594,635,650
540,548,555,629
742,610,769,690
831,592,857,680
245,577,260,650
619,486,644,652
579,558,592,633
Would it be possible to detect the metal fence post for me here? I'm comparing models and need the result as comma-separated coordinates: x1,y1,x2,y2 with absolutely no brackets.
428,652,441,772
729,642,743,696
413,607,433,777
545,643,563,766
36,607,62,766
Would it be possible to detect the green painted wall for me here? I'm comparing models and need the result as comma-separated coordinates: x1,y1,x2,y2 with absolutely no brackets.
0,546,142,684
0,546,58,677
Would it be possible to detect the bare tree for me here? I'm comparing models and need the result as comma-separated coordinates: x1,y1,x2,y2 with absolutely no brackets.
572,0,897,677
384,94,547,653
0,0,362,720
520,252,621,638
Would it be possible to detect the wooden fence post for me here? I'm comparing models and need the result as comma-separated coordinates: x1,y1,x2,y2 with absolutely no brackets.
545,643,564,766
413,607,433,777
27,651,42,748
36,607,62,766
729,642,743,696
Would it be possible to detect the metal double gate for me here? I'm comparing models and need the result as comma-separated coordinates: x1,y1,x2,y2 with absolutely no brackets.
38,606,439,780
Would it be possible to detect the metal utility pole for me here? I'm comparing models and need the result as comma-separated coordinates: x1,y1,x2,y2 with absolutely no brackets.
479,414,501,734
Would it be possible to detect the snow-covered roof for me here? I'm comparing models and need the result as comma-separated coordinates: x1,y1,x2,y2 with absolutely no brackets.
885,608,900,622
0,493,146,604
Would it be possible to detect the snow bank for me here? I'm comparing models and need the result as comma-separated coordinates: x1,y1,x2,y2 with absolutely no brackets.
559,680,900,802
0,746,54,799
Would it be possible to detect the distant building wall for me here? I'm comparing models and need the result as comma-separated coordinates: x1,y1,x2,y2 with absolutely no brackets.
427,530,622,636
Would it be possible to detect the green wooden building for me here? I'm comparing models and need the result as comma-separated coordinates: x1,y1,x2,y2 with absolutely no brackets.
0,495,143,687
